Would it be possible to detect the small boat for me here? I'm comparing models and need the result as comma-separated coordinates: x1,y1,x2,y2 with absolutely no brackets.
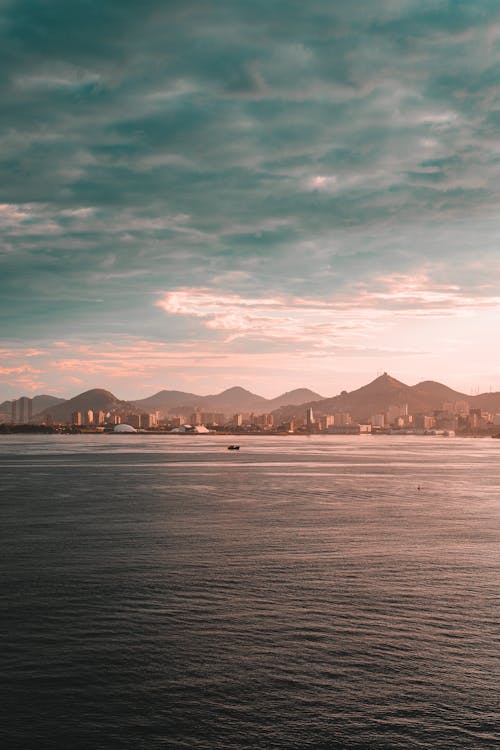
227,444,240,450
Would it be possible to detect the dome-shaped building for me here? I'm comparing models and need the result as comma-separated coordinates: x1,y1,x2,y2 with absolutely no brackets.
113,423,137,433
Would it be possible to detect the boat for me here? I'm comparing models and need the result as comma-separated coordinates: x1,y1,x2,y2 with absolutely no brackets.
227,444,240,450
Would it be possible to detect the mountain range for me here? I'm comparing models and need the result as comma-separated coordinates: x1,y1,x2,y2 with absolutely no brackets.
4,374,500,424
273,373,499,423
132,386,324,415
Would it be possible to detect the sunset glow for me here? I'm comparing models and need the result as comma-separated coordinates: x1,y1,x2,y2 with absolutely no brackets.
2,2,500,399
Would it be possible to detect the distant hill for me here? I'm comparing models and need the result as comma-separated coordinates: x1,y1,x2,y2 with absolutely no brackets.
470,391,500,412
411,380,468,407
199,387,268,413
266,388,324,410
273,373,474,423
132,386,269,416
0,394,66,417
9,375,500,427
33,395,67,415
38,389,140,423
132,386,324,416
132,389,203,412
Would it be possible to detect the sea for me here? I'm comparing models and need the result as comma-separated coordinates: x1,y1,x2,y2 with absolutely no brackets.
1,434,499,749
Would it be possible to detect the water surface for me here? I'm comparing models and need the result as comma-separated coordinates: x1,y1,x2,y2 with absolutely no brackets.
2,435,499,749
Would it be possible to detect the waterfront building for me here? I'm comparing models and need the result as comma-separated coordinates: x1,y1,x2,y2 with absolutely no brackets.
327,424,363,435
11,397,33,424
190,410,203,426
386,404,408,424
334,412,352,426
254,413,274,428
454,400,470,416
413,414,436,430
139,413,158,429
71,410,82,426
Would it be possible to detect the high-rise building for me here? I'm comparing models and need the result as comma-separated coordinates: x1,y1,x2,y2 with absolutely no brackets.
306,407,314,429
255,413,274,428
139,413,158,429
334,412,352,426
386,404,408,424
11,397,33,424
71,410,82,426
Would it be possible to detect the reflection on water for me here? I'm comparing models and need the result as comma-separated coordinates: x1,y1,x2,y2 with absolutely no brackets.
2,435,500,749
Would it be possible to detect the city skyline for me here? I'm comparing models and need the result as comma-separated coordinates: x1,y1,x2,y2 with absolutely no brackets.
3,2,500,400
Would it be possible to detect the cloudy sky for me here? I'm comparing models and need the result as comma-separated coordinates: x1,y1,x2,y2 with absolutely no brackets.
2,0,500,400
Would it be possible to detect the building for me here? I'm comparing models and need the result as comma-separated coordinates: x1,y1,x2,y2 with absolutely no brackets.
306,407,314,429
454,400,470,416
413,414,436,430
255,413,274,428
190,410,203,426
327,424,364,435
139,413,158,429
71,410,82,426
386,404,408,425
11,397,33,424
371,413,385,428
334,412,352,426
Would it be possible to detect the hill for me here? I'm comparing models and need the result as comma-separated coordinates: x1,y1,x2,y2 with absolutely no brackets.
272,373,467,423
266,388,324,410
411,380,468,408
132,389,204,412
132,386,324,417
470,391,500,412
38,389,140,424
0,394,66,417
132,386,269,416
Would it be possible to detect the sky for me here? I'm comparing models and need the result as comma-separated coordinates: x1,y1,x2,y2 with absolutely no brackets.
2,0,500,400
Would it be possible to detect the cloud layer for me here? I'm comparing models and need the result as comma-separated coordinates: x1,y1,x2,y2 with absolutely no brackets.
2,1,500,397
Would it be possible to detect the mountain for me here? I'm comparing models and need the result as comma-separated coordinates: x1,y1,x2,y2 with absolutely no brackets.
132,386,325,417
0,394,66,416
132,386,269,416
271,373,500,423
266,388,324,410
37,389,139,423
11,375,500,427
273,373,444,423
132,389,204,412
411,380,468,408
200,387,268,413
33,395,67,415
470,391,500,412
